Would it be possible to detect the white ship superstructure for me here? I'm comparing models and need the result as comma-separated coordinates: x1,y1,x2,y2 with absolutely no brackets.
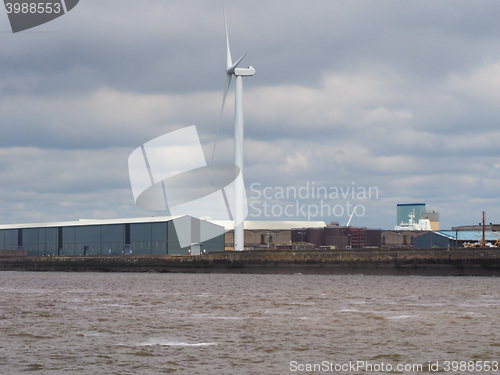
395,209,431,231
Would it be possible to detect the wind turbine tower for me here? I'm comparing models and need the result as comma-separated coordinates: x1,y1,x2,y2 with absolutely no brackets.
220,4,255,251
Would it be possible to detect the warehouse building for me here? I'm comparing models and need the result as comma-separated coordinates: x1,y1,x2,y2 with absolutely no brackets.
414,231,500,249
381,230,429,248
214,220,327,250
0,216,225,256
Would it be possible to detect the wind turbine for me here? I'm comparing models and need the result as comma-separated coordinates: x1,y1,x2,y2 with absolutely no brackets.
212,4,255,251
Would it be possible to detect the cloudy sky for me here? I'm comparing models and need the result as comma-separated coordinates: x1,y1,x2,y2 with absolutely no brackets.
1,0,500,230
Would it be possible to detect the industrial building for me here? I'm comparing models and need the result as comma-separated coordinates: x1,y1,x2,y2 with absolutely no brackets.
381,230,428,248
0,216,225,256
224,223,424,250
452,224,500,231
255,225,382,249
290,226,383,249
215,220,327,250
414,231,500,249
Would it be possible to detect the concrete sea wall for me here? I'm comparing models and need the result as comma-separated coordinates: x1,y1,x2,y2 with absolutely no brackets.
0,249,27,257
1,248,500,276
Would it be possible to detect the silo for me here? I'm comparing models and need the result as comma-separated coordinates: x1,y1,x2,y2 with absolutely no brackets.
365,229,382,247
291,229,308,243
306,228,323,247
323,227,337,247
323,227,348,248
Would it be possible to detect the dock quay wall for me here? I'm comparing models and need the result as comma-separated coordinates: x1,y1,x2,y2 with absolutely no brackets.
0,249,27,257
0,248,499,276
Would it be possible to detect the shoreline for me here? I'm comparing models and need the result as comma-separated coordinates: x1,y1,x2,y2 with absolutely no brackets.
1,248,500,276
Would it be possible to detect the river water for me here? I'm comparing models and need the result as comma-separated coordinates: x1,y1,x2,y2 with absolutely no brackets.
0,272,499,374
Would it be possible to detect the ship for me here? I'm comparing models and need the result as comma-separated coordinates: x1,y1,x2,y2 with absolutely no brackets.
394,209,431,231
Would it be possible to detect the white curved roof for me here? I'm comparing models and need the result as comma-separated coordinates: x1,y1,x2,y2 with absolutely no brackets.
209,220,327,231
0,216,183,230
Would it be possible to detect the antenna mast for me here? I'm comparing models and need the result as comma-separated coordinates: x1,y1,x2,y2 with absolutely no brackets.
481,211,486,247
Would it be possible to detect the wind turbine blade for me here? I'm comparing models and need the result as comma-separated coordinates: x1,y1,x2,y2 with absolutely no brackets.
223,2,232,69
227,52,247,74
220,74,232,121
211,74,232,164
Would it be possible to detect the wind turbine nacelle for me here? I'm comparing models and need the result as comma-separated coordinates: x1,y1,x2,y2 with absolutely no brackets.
234,66,256,76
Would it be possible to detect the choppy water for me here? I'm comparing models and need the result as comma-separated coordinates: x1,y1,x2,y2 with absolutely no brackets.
0,272,499,374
